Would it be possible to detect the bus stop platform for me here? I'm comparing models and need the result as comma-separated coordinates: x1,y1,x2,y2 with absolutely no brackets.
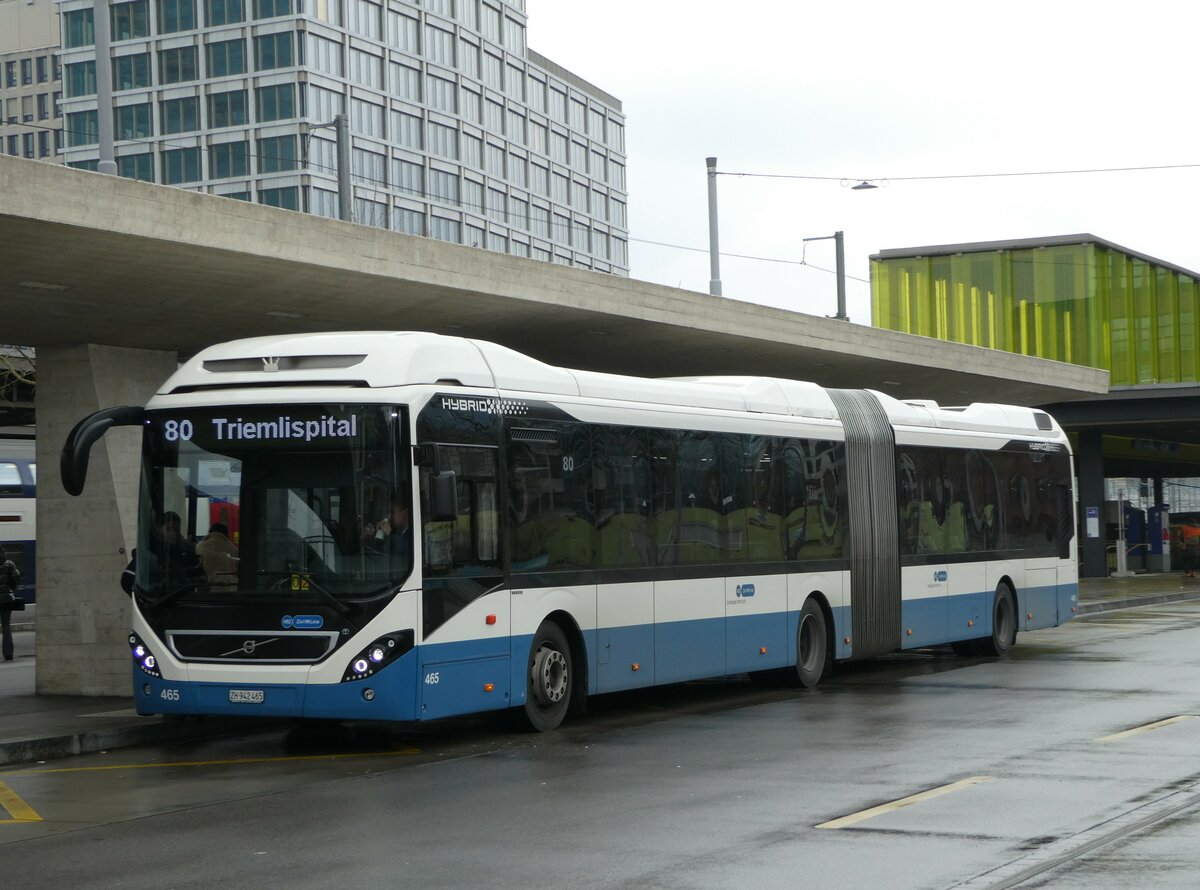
3,573,1200,768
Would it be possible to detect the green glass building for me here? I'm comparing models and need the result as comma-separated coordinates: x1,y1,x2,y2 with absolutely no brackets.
871,235,1200,386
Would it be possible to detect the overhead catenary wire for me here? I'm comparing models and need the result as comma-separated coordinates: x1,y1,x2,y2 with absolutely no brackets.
717,160,1200,184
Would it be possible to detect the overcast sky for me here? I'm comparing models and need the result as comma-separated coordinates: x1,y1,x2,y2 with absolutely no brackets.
524,0,1200,325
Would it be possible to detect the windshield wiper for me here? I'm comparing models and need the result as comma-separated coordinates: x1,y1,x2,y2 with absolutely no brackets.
254,570,354,617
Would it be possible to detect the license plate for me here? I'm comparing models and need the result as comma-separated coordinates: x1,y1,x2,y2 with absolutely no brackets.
229,689,265,704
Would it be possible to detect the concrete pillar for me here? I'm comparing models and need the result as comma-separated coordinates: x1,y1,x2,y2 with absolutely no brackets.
35,344,177,696
1076,430,1107,579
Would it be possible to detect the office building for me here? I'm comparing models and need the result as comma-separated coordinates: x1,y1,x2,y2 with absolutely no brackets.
0,0,64,162
54,0,629,273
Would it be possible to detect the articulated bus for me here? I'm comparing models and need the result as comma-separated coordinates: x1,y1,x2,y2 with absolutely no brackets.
62,332,1077,731
1,437,36,603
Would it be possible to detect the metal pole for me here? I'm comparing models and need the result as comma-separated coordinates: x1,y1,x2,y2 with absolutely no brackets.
706,156,722,297
335,113,352,222
93,1,116,175
834,230,848,321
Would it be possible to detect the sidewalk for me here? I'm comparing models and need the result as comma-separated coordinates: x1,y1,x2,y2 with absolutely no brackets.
3,574,1200,768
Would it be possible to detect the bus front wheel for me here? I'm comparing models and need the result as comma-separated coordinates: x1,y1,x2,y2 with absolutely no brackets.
522,621,573,732
979,584,1017,657
795,598,829,689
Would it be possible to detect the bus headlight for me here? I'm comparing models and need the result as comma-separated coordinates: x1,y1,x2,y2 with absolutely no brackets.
128,632,162,678
342,630,414,683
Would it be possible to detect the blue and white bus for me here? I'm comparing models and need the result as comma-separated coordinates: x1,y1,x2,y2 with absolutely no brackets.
1,436,36,604
62,332,1077,731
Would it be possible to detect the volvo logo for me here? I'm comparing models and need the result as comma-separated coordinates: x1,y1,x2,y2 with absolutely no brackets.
242,640,257,654
219,637,280,658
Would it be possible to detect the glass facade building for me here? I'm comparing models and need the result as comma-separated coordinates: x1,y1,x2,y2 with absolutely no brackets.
53,0,630,274
871,235,1200,387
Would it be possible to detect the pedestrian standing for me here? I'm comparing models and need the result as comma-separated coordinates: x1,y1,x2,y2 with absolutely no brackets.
0,544,21,662
1185,527,1200,578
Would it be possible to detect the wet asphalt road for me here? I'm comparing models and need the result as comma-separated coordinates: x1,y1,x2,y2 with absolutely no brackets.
2,602,1200,889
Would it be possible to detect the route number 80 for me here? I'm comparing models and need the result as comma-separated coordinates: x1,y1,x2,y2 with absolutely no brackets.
163,419,194,442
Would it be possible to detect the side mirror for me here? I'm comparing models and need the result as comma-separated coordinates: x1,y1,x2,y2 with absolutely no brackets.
430,471,459,522
61,406,146,496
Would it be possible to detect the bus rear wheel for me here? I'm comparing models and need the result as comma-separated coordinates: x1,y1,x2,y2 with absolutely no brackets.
795,598,829,689
979,584,1017,657
522,621,573,732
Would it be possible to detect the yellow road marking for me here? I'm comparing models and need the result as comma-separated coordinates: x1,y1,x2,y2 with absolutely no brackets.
3,748,422,777
816,776,993,830
1097,716,1196,743
0,780,43,823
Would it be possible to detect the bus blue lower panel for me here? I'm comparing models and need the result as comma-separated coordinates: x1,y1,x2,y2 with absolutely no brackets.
133,583,1077,720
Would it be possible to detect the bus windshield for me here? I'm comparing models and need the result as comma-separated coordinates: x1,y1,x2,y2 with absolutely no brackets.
135,404,411,608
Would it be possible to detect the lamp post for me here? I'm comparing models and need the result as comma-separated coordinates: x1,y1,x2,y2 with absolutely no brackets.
706,156,722,296
801,231,849,321
304,114,353,221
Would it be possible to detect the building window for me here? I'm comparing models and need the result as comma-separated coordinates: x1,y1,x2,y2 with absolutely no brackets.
307,85,343,123
429,167,458,204
210,140,248,178
461,132,481,168
508,152,526,187
116,102,153,139
4,62,15,88
481,52,501,89
350,97,384,138
507,109,525,144
20,59,32,85
206,0,245,26
426,75,455,113
66,110,99,147
160,96,198,134
426,0,452,17
112,1,150,41
161,146,201,183
528,120,546,154
355,198,388,227
389,12,419,52
258,134,297,172
458,38,478,78
425,25,454,65
393,159,423,197
22,132,35,158
428,121,458,159
347,47,382,88
253,0,292,18
63,9,95,48
311,0,341,26
118,152,154,181
66,61,96,98
159,47,199,84
352,147,386,186
260,186,299,210
208,89,247,128
529,204,549,237
254,32,294,71
256,83,295,122
484,141,503,177
483,99,503,134
36,56,48,84
462,178,482,214
38,130,50,157
393,111,422,149
347,0,382,39
608,159,625,190
570,140,586,173
530,162,548,196
159,0,197,33
549,87,567,123
503,15,524,52
505,63,523,101
480,3,500,42
207,39,246,78
486,187,505,222
308,34,342,77
429,216,460,244
113,53,151,90
461,88,480,124
394,206,424,235
311,187,338,218
611,199,626,228
391,63,420,101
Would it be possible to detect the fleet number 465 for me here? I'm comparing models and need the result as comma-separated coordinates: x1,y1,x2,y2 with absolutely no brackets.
160,688,181,701
424,672,440,685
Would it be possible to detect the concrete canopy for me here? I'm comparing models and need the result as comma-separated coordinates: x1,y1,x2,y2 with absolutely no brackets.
1,156,1106,407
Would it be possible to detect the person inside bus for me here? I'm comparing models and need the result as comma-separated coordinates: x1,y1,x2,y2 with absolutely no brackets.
152,511,203,591
0,544,20,661
196,522,239,586
370,493,412,560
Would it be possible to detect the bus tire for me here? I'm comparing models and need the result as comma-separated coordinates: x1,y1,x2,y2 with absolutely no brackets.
522,620,573,732
795,598,828,689
980,584,1017,657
